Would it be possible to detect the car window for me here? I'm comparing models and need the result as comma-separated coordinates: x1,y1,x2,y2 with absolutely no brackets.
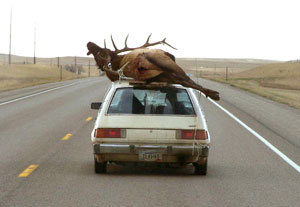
107,87,195,115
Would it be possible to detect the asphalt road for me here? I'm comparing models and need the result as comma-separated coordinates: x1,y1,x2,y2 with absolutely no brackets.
0,77,299,207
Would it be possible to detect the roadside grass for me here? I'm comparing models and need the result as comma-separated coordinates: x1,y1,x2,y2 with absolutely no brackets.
2,58,298,109
0,56,274,93
186,62,300,109
0,64,100,92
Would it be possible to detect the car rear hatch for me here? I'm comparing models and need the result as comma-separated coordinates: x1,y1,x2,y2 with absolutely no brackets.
95,86,206,143
98,115,202,143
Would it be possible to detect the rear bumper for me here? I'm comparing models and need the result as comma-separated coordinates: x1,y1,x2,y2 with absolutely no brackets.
93,143,209,163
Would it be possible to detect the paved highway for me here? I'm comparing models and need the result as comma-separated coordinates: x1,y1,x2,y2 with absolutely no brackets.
0,77,299,207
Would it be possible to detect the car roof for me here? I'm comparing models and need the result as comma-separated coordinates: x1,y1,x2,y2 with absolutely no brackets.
111,80,188,90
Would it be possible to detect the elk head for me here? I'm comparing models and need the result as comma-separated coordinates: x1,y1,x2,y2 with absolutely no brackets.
87,34,177,72
87,39,113,72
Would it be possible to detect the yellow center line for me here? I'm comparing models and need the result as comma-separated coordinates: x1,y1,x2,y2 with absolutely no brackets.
61,133,72,141
86,117,92,122
18,164,39,177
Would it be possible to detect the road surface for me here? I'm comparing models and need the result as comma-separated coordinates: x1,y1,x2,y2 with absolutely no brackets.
0,77,299,207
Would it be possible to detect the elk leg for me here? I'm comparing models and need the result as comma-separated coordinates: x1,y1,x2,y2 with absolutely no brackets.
176,76,220,101
163,73,220,101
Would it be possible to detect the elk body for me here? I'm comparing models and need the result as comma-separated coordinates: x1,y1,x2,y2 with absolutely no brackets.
87,35,220,100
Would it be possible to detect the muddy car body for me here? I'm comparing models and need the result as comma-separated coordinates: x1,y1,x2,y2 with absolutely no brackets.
91,80,210,175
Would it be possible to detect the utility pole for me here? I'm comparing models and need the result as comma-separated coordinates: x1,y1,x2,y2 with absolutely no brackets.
74,56,78,74
57,56,60,67
9,8,12,65
33,24,36,64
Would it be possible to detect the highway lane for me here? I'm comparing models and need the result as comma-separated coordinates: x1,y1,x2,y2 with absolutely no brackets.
0,77,299,206
0,77,111,204
197,78,300,165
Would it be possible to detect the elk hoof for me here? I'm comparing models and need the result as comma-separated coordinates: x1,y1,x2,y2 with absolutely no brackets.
204,89,220,101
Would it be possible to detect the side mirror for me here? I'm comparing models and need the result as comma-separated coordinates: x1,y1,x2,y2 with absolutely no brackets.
91,102,102,110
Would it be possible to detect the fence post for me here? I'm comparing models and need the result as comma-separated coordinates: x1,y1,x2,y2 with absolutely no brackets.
226,66,228,81
88,60,90,77
214,64,216,76
60,66,62,81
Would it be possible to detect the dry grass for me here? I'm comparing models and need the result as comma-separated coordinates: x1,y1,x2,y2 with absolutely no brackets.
81,65,101,77
177,58,276,70
3,56,297,109
0,64,100,92
233,62,300,90
0,54,96,66
187,62,300,109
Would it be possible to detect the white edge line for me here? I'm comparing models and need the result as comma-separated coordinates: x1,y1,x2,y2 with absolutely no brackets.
0,82,79,106
205,95,300,173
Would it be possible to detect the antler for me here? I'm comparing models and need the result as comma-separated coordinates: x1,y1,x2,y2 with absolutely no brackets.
110,34,177,54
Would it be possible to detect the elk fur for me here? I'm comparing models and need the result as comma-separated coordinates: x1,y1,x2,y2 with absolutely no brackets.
87,35,220,100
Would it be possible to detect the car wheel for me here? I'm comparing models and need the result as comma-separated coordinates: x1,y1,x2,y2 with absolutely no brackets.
94,157,107,174
193,157,207,175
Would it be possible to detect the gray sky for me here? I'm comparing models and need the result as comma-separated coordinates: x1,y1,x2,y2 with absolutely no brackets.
0,0,299,60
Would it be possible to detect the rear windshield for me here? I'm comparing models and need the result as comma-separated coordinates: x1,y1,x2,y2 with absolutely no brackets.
107,87,195,115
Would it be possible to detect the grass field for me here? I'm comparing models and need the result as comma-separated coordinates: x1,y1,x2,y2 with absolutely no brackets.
2,56,271,93
1,54,299,110
0,54,96,66
0,63,100,92
184,61,300,109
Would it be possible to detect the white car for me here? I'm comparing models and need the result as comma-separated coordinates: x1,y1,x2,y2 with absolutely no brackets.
91,80,210,175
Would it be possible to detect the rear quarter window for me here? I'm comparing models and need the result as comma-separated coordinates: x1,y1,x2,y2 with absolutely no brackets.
107,87,196,115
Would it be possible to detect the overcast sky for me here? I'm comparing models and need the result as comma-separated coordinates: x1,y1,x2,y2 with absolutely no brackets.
0,0,299,60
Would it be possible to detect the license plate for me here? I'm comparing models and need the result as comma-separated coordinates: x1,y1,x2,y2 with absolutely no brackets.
139,150,163,161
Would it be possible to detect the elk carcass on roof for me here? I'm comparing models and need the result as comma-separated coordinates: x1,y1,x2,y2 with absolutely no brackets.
87,34,220,101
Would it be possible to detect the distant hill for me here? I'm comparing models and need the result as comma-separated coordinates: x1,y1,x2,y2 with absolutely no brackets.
177,58,280,70
234,62,300,90
0,54,279,69
0,54,96,66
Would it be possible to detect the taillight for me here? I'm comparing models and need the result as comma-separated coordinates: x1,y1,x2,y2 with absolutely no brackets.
179,130,208,140
94,128,125,138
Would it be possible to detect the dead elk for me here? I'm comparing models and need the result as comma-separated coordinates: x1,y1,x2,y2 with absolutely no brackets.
87,35,220,101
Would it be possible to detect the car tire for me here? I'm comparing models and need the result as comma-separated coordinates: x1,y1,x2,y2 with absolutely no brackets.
94,157,107,174
193,157,207,175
